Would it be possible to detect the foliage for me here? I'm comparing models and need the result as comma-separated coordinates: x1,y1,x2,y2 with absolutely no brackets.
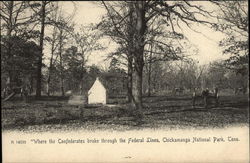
212,1,248,74
1,36,39,86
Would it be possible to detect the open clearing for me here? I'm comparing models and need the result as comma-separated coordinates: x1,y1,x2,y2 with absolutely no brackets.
1,94,249,132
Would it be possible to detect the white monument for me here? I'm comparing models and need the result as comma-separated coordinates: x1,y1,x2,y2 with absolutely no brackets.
88,77,107,104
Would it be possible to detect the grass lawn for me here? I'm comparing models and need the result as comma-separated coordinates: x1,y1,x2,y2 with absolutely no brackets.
1,94,249,132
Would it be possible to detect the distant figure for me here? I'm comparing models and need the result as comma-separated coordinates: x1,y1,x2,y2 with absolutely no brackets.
80,85,83,95
2,88,6,98
174,87,184,95
21,84,29,102
28,84,32,95
193,87,219,108
201,88,210,108
202,88,210,97
213,87,218,97
235,87,245,95
3,85,11,98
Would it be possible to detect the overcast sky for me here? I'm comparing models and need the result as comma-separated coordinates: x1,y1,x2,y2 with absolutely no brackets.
52,1,229,68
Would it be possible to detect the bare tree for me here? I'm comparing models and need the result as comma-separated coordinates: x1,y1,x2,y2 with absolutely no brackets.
72,25,103,95
130,1,213,113
46,25,59,96
100,1,214,116
27,1,51,97
99,1,136,103
212,1,248,74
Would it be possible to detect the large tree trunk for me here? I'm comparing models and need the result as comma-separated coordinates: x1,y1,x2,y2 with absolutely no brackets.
47,58,53,96
59,29,65,96
6,1,14,89
47,27,56,96
126,3,134,103
80,57,85,95
147,43,153,97
47,37,56,96
46,81,50,96
127,56,133,103
30,77,33,94
133,60,143,111
36,1,46,97
132,1,146,114
147,64,152,96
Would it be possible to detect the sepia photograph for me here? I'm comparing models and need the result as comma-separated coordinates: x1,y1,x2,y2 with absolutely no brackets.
1,1,249,162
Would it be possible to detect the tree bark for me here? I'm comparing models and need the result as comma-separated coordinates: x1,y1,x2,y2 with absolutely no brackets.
47,55,53,96
6,1,14,89
133,60,143,111
80,54,85,95
47,34,56,96
132,1,146,114
147,43,153,97
30,77,33,94
59,29,65,96
127,56,133,103
36,1,46,97
126,2,134,103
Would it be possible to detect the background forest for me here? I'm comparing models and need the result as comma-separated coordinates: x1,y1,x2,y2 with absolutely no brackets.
1,1,248,110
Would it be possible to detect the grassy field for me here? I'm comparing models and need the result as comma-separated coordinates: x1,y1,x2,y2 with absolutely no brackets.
1,94,249,132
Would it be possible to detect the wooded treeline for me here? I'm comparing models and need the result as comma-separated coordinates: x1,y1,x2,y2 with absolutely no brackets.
1,1,248,116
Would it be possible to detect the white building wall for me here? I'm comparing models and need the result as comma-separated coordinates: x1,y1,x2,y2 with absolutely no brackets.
88,78,107,104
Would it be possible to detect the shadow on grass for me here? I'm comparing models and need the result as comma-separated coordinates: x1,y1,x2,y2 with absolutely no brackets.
2,106,148,131
5,95,69,102
142,95,192,103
